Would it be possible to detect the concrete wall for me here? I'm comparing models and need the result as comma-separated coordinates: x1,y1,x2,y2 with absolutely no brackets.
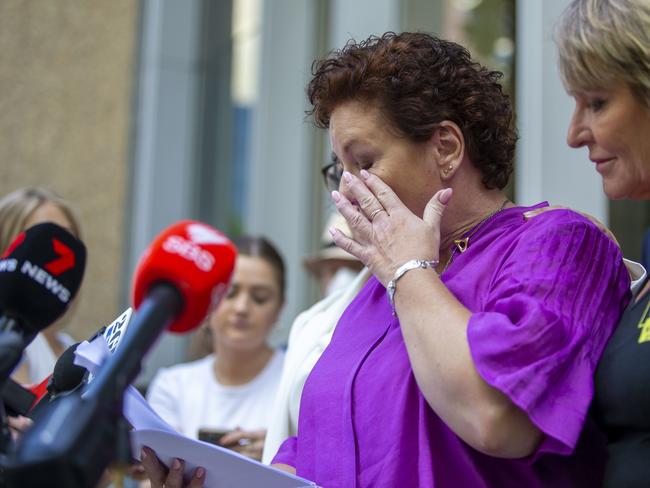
0,1,138,340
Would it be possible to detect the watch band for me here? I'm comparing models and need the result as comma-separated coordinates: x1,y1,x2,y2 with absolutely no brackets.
386,259,439,316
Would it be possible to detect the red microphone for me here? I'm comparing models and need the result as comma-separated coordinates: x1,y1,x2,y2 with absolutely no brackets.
85,220,237,397
132,220,237,333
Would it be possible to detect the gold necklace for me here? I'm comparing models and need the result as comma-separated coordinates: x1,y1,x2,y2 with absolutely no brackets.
442,199,509,273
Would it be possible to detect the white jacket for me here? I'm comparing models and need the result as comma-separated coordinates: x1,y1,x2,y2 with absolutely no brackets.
262,268,370,464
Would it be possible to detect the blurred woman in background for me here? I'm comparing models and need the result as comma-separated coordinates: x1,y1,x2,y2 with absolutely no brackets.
0,187,81,385
146,235,286,462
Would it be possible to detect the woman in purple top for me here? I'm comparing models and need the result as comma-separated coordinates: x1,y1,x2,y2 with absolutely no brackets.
141,32,630,488
269,33,630,487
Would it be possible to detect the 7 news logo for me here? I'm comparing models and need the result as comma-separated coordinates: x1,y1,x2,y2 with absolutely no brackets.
0,238,76,303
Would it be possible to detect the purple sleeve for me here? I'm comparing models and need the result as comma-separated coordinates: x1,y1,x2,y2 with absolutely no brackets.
271,436,298,467
467,213,630,456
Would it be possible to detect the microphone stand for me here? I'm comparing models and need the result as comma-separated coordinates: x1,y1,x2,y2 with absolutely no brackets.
0,323,34,460
2,284,183,488
0,322,30,390
0,403,9,488
0,325,32,488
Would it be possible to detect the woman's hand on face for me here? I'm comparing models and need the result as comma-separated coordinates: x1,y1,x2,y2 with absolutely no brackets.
219,428,266,461
140,446,206,488
331,170,452,286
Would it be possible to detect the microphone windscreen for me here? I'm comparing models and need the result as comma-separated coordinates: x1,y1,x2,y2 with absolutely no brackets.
0,223,86,335
50,342,86,394
132,221,236,333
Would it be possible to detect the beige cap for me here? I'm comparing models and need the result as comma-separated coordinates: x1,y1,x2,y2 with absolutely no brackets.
303,212,360,274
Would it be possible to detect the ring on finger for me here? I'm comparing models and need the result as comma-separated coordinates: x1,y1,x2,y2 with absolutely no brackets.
368,208,386,222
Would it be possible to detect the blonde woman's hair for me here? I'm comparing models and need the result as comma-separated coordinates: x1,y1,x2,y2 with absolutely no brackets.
0,187,81,253
556,0,650,107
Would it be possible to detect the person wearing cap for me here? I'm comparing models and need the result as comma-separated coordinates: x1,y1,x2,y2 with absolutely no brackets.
303,212,364,298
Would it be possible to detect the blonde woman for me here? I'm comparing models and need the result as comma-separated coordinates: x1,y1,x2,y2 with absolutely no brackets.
0,187,81,385
556,1,650,486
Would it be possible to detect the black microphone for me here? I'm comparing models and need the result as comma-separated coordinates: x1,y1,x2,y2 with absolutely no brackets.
0,343,85,420
48,343,86,397
0,223,86,384
28,308,134,417
24,343,86,421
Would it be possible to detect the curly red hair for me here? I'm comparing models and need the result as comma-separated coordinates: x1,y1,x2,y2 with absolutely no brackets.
307,32,516,190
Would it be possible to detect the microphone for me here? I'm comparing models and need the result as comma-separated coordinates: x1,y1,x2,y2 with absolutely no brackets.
99,307,133,354
0,307,134,421
28,307,134,415
131,221,236,332
4,221,236,488
0,222,86,385
24,344,86,420
48,343,85,397
24,343,86,419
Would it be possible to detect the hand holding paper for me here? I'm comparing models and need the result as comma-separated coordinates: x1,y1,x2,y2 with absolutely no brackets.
75,336,317,488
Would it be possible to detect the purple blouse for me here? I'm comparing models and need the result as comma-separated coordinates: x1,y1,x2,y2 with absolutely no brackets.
273,203,630,487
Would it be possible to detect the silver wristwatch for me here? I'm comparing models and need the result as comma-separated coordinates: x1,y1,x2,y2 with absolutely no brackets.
386,259,439,316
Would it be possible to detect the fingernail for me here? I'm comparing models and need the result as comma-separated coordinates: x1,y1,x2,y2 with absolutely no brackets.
523,211,532,218
196,467,206,478
328,227,337,237
438,188,453,205
360,169,370,179
141,448,147,461
331,191,341,203
342,171,353,183
172,459,181,471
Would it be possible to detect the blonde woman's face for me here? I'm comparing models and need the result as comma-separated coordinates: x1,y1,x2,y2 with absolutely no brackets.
24,202,74,234
567,82,650,200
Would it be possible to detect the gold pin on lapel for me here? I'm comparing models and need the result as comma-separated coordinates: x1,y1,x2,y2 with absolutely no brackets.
454,237,469,253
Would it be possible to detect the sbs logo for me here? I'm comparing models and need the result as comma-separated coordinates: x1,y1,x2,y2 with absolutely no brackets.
163,234,216,272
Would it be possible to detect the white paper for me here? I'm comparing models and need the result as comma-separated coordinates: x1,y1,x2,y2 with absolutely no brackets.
125,387,317,488
73,337,110,372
